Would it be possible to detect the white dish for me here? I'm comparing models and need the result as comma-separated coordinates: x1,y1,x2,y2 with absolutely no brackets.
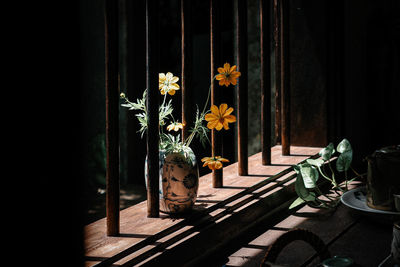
340,186,400,215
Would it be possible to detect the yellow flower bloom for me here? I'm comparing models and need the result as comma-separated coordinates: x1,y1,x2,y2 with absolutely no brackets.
204,103,236,131
167,122,184,132
215,63,241,87
201,156,229,170
159,72,180,95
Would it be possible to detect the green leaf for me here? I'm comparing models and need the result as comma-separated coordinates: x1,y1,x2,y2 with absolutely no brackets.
319,143,335,161
306,158,324,167
289,197,305,209
295,170,311,199
299,164,319,189
336,150,352,172
289,192,317,209
337,138,352,153
304,191,317,202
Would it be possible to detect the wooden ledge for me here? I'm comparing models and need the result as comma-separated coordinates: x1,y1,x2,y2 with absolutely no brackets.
84,145,321,266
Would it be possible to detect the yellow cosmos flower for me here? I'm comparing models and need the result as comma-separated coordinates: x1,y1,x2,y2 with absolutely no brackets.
159,72,180,95
201,156,229,170
215,63,241,87
204,103,236,131
167,122,184,132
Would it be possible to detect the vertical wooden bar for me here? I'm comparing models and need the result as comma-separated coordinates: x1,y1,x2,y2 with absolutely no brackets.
236,0,248,175
181,0,193,141
260,0,271,165
273,0,282,144
280,0,290,155
105,0,120,236
146,0,160,218
210,0,223,187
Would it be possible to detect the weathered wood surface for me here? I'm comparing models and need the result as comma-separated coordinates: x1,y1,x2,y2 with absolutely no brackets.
84,146,321,266
225,182,396,267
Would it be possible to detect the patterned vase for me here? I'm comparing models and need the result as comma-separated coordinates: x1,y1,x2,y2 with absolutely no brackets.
145,147,199,214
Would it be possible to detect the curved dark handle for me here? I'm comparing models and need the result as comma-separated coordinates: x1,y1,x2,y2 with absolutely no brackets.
261,228,330,266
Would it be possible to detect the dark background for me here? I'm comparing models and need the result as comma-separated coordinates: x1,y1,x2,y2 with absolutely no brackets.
28,0,400,266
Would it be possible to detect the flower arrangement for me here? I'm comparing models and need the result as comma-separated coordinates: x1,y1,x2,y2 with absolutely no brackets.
120,63,241,171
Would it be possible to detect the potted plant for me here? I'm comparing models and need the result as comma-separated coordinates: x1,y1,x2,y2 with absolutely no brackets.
120,63,240,213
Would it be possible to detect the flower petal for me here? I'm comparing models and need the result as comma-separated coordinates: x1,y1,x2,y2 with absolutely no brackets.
214,161,223,169
215,122,224,131
229,77,238,85
168,89,176,95
207,120,219,130
217,67,225,74
170,76,179,83
201,157,211,162
219,103,228,115
159,73,166,80
223,121,230,130
205,113,217,121
220,157,229,162
229,65,237,73
210,105,219,115
224,107,234,116
224,114,236,123
170,83,180,89
230,71,241,78
166,72,173,79
223,63,231,72
216,74,225,80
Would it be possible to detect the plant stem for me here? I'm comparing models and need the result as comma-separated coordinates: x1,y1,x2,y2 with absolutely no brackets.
351,166,366,178
317,166,332,182
183,75,216,147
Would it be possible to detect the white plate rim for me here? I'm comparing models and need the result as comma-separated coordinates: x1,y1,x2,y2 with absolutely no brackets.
340,186,400,215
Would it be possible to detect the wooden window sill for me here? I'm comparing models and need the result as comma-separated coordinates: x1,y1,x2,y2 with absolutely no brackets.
84,145,321,266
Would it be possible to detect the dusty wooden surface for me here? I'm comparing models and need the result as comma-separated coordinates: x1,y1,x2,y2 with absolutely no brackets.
84,145,321,266
224,181,398,267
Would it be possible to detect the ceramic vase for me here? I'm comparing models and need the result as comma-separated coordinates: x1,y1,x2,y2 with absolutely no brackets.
145,147,199,214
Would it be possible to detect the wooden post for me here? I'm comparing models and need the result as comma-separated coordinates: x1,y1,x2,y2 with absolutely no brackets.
105,0,120,236
236,0,248,175
181,0,193,141
280,0,290,155
260,0,271,165
210,0,223,187
146,0,160,218
273,0,281,145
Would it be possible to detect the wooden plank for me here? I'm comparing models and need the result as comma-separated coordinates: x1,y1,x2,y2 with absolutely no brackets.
210,0,223,187
260,0,272,165
146,0,160,218
84,146,321,266
280,0,291,155
225,196,358,266
104,0,120,236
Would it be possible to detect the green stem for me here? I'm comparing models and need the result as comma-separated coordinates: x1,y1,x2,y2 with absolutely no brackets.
317,166,332,182
328,160,336,185
201,76,216,115
183,75,216,147
315,187,335,202
351,166,366,178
